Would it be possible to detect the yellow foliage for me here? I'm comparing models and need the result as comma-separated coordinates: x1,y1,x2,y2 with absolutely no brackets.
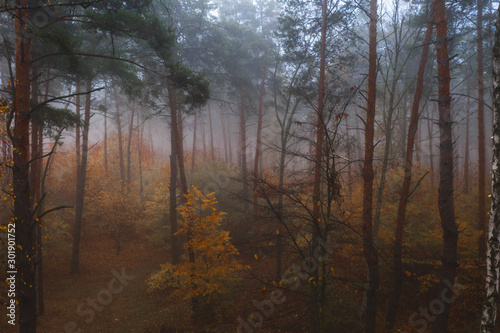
148,186,245,299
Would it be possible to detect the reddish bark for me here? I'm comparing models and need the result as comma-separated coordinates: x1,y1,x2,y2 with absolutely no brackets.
432,0,458,331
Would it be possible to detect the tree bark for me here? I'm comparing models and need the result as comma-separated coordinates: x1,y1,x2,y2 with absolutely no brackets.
310,0,327,331
253,72,266,216
126,101,135,184
464,84,470,194
71,78,92,275
168,85,181,266
75,83,81,177
221,110,228,163
191,111,197,173
13,1,36,329
104,88,108,176
477,0,487,260
362,0,380,331
240,91,249,215
201,109,207,160
480,6,500,331
113,87,125,184
386,3,434,328
427,104,435,188
137,110,143,196
432,0,458,331
208,104,215,160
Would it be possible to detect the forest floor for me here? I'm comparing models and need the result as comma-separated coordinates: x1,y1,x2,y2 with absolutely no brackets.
2,234,198,333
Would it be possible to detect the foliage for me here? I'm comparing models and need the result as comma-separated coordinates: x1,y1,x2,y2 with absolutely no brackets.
148,187,245,299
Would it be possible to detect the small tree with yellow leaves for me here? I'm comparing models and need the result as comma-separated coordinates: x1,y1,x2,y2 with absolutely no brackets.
148,186,244,315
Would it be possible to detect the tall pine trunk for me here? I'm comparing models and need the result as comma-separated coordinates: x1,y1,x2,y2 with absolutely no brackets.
191,111,197,173
432,0,458,331
14,1,36,330
168,87,180,266
113,88,125,184
127,102,136,184
240,91,249,215
362,0,380,331
208,104,215,160
477,0,487,260
253,72,266,216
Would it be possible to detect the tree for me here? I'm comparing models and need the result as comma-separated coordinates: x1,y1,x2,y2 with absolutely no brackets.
12,0,36,330
148,187,244,315
432,0,458,331
477,0,487,260
362,0,380,331
480,4,500,332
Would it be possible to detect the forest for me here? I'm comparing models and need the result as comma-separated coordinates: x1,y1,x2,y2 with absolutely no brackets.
1,0,500,332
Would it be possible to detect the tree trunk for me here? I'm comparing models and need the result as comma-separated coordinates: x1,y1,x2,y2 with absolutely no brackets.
126,101,136,184
201,110,207,160
362,0,380,331
221,110,228,163
208,104,215,160
310,1,327,331
427,105,435,188
253,72,266,216
480,6,500,331
464,85,470,194
137,110,144,196
71,78,92,275
191,111,197,173
240,91,249,215
477,0,487,260
75,83,81,177
227,116,233,164
386,3,434,328
13,2,36,330
168,85,181,266
104,88,108,175
432,0,458,331
113,88,125,184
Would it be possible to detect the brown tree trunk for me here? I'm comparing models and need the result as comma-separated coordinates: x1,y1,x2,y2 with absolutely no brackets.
253,72,266,216
71,78,92,275
127,101,136,184
104,88,108,175
208,104,215,160
427,105,435,188
13,1,36,330
362,0,380,331
386,3,434,328
113,88,125,184
221,110,228,163
477,0,487,260
227,116,233,164
432,0,458,331
191,111,197,173
201,110,207,160
464,85,470,194
75,83,81,177
137,110,144,195
240,91,249,215
168,85,180,266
